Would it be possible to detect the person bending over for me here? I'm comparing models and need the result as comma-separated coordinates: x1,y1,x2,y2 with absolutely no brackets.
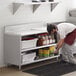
47,22,76,64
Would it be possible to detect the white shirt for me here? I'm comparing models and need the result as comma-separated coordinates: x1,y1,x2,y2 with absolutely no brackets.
57,23,76,39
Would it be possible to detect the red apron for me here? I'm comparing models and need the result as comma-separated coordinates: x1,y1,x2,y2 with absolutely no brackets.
64,29,76,45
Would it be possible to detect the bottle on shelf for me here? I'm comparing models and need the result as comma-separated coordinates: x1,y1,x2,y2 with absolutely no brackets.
48,35,53,44
42,35,47,45
45,35,49,45
36,35,44,46
51,34,55,43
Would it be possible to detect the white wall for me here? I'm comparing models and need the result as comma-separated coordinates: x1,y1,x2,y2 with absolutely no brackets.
67,0,76,9
0,0,70,67
71,0,76,8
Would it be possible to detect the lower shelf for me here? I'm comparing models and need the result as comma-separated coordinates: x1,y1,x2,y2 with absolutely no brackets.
21,55,60,65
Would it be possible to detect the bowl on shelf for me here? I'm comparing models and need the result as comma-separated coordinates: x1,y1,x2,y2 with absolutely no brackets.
49,0,54,2
41,0,46,2
32,0,41,2
32,0,46,2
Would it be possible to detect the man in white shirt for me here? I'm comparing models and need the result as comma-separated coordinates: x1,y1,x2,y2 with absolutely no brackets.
47,22,76,64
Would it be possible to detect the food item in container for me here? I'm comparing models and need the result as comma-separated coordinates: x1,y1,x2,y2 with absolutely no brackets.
49,46,55,54
36,35,44,46
43,49,49,57
41,0,46,2
51,34,55,43
48,35,52,44
39,49,44,57
45,35,49,45
49,0,53,2
39,48,49,58
43,47,49,57
42,36,47,45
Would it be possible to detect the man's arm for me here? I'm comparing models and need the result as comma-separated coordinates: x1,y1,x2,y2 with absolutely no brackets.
56,39,64,51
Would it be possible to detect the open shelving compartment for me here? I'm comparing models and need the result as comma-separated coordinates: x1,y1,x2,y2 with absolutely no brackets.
21,43,60,65
4,22,60,70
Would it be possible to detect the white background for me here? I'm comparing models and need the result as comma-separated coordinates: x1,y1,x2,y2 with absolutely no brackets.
0,0,75,67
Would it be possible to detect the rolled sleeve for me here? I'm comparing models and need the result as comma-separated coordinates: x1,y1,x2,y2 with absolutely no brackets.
58,30,65,39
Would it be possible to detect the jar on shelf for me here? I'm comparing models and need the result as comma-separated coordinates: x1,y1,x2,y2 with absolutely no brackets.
43,47,49,57
39,49,44,57
49,46,55,56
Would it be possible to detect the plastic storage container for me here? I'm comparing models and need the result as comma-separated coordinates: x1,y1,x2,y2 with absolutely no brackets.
21,38,38,49
22,52,36,63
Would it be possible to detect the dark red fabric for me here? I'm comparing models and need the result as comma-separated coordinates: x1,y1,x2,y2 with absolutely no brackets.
64,29,76,45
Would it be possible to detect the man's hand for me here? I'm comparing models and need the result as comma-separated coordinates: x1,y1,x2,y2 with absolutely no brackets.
54,46,59,53
54,39,64,54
